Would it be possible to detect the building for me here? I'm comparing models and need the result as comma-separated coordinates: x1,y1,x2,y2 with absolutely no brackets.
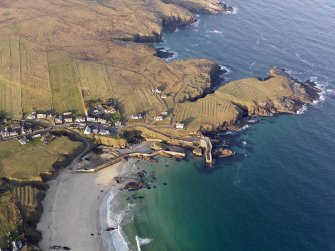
64,117,73,124
0,129,9,138
154,116,163,121
36,113,47,119
161,94,167,99
26,112,36,120
9,130,19,137
92,109,101,116
152,88,162,94
84,126,91,134
176,123,184,129
97,118,108,124
18,137,29,145
131,114,143,120
161,111,168,116
106,107,117,114
31,134,41,139
54,117,63,125
115,121,122,127
10,124,21,131
92,128,99,134
99,129,110,135
75,117,86,123
63,111,73,117
87,117,96,123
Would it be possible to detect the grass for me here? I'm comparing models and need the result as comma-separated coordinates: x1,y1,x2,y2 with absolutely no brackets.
48,52,85,114
0,0,219,120
0,136,83,182
0,135,84,247
175,94,242,132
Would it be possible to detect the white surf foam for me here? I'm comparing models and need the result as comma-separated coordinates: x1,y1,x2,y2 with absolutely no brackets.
207,29,223,34
135,236,153,251
238,124,250,131
224,7,238,15
296,104,307,115
219,65,232,75
224,131,237,135
311,77,328,105
326,88,335,95
246,118,258,124
191,19,200,28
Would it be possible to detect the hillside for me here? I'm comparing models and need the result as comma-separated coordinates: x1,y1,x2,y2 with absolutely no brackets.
175,68,320,132
0,0,224,119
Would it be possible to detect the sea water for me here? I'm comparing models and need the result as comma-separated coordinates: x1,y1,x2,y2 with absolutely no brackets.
104,0,335,250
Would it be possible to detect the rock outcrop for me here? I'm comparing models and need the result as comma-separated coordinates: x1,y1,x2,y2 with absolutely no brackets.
213,148,234,158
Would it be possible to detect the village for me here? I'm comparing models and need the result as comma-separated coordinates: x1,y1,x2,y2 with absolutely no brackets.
0,96,185,146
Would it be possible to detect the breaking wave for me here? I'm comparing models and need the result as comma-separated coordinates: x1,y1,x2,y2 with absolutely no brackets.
224,7,238,15
207,29,224,34
297,104,308,115
136,236,153,251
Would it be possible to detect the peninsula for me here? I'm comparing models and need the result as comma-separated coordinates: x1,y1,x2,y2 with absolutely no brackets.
0,0,320,250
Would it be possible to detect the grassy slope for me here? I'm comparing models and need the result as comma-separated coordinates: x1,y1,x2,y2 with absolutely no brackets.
0,136,84,247
0,0,218,119
0,136,83,182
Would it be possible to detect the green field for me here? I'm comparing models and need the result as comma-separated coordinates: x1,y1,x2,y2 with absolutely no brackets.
0,136,83,181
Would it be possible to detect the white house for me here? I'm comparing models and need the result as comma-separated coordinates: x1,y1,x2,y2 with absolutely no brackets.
0,129,9,138
176,123,184,129
99,129,110,135
62,111,73,116
18,137,29,145
26,112,36,120
75,117,86,123
87,117,96,122
64,118,73,124
84,126,92,134
115,121,122,127
54,118,63,125
32,134,41,139
36,113,46,119
154,116,163,122
161,94,167,99
161,111,168,116
9,130,18,137
97,118,107,124
153,88,162,94
131,114,143,120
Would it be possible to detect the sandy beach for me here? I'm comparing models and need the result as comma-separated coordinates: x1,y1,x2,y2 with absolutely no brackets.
37,161,125,251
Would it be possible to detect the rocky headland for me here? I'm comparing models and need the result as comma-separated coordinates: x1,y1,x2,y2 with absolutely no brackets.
0,1,322,250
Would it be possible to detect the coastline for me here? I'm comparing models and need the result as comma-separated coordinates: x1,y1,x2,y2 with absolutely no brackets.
37,161,127,251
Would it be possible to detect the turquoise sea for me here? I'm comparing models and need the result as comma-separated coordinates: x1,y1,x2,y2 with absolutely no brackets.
105,0,335,250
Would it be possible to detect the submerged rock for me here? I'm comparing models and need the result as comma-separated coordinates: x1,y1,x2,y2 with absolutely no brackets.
124,181,147,191
213,148,234,158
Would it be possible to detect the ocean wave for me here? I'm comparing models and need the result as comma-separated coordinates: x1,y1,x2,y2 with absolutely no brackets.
296,104,307,115
223,130,237,135
224,7,238,15
238,124,250,131
136,236,153,251
219,64,232,75
191,18,200,28
207,29,224,34
311,77,328,105
326,88,335,95
246,118,258,124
